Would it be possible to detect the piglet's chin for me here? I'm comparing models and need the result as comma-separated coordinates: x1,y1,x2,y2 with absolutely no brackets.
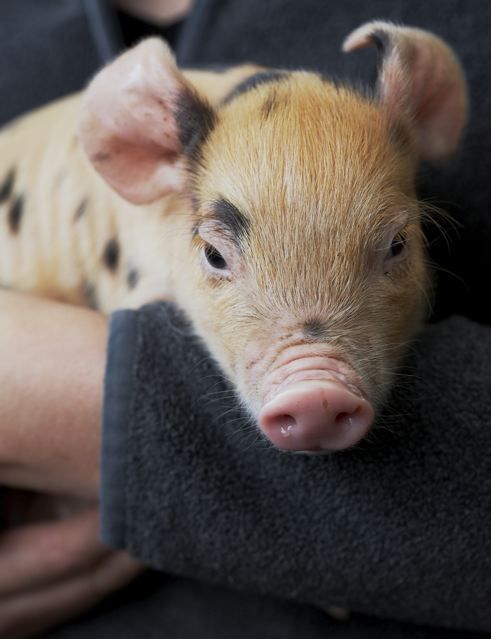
259,380,374,453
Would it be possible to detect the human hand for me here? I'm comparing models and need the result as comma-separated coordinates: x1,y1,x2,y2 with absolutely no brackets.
0,495,143,639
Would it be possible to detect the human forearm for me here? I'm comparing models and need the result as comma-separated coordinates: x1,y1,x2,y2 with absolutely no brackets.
0,290,106,499
0,290,144,638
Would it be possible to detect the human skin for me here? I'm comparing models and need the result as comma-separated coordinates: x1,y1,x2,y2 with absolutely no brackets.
0,290,142,639
112,0,193,24
0,290,104,498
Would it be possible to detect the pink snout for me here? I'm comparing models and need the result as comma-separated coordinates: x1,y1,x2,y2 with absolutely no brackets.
259,380,374,452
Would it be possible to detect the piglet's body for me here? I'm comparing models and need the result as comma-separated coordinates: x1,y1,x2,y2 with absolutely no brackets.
0,66,257,310
0,22,467,452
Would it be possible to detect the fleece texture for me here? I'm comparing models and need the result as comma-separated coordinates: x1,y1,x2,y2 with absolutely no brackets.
101,303,491,635
46,574,489,639
0,0,99,126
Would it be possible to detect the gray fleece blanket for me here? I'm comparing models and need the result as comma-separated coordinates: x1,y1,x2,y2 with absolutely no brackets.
101,303,491,634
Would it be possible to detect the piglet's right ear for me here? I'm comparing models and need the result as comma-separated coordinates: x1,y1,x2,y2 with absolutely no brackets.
79,38,216,205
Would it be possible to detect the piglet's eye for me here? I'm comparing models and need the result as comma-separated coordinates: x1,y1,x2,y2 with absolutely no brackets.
387,231,408,259
204,243,228,270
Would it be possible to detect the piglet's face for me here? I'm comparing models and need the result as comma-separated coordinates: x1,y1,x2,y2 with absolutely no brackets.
81,21,467,452
186,76,428,448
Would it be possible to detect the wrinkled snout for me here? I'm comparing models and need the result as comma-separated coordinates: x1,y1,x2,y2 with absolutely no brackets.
259,379,374,453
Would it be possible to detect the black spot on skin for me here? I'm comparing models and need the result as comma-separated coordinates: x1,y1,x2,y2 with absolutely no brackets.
83,281,98,310
102,238,120,272
175,88,217,168
93,151,111,163
0,168,15,204
74,198,88,222
8,194,24,234
261,91,279,119
221,70,289,106
126,267,139,290
303,319,328,341
212,198,250,245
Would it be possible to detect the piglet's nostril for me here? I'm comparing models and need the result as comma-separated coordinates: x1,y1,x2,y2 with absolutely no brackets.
335,406,362,428
259,380,374,452
335,412,349,423
275,414,296,437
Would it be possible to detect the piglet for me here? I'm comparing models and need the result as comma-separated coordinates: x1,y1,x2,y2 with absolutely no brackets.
0,22,467,452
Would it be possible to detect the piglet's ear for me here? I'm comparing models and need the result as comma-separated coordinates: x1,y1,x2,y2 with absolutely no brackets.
343,21,468,161
79,38,216,205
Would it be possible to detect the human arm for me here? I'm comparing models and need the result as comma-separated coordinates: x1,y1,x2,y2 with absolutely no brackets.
0,290,142,639
0,290,105,498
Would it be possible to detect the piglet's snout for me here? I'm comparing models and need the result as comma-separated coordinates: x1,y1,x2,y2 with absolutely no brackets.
259,380,374,452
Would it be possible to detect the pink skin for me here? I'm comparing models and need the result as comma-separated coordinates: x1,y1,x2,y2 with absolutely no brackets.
256,351,374,453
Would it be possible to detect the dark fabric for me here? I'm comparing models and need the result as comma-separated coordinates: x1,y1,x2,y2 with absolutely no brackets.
0,0,100,126
116,9,185,50
45,573,486,639
100,312,139,548
82,0,125,63
101,303,491,635
0,0,184,127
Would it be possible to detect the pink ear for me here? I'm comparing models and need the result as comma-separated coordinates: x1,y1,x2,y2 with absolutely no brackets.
79,38,216,205
343,21,468,161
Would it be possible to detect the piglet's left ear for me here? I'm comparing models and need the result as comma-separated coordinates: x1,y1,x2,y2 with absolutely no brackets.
79,38,216,205
343,21,468,161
